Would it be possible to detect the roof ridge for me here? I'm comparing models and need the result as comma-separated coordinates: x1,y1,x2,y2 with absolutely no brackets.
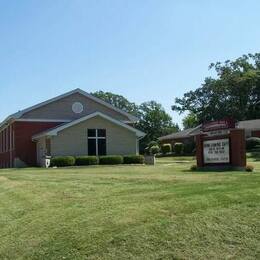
0,88,139,128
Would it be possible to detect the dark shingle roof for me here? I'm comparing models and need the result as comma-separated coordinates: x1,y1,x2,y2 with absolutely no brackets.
158,126,200,141
159,119,260,141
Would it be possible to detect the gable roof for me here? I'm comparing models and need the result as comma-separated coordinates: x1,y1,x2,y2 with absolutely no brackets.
32,111,146,140
0,88,139,129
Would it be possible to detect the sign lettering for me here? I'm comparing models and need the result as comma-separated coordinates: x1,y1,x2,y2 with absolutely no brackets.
203,139,230,164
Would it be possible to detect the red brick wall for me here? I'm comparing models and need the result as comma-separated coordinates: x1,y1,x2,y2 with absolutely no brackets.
195,135,203,167
0,125,13,168
0,152,10,168
230,129,246,167
13,121,62,167
252,130,260,138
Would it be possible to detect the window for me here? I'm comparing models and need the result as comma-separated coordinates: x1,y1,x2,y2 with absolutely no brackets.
88,129,106,156
72,102,84,114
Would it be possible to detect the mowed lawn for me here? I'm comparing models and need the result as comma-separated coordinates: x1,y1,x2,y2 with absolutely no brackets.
0,156,260,259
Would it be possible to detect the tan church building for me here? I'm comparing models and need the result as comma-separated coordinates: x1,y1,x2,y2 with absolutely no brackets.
0,89,145,168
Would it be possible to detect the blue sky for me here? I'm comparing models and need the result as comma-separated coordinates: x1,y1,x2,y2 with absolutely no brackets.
0,0,260,127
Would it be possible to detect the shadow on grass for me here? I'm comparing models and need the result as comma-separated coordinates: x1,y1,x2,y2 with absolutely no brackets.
247,152,260,161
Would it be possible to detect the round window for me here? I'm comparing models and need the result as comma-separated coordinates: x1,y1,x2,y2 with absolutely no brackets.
72,102,84,114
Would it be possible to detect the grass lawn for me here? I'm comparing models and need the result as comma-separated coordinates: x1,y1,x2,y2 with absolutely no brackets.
0,157,260,259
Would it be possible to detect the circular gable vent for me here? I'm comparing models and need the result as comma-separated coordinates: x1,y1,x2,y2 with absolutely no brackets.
72,102,84,114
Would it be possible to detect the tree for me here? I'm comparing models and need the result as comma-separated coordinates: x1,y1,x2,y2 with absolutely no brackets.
172,53,260,123
92,91,180,152
137,101,179,151
91,91,139,116
182,112,199,129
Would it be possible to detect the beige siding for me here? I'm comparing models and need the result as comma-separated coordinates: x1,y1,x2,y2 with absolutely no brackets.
50,116,138,157
22,93,129,121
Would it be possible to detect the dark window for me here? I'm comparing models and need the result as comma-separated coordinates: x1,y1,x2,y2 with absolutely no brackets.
98,129,106,137
98,139,106,155
87,129,107,156
88,129,96,137
88,139,96,156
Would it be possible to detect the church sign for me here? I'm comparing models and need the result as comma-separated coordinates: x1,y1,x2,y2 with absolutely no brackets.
195,119,246,170
203,138,230,164
202,119,235,132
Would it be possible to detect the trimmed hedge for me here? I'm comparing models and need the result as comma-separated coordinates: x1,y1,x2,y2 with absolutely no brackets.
161,144,172,154
50,154,145,167
246,137,260,150
51,156,75,167
99,155,123,165
123,155,144,164
174,142,184,155
75,156,98,166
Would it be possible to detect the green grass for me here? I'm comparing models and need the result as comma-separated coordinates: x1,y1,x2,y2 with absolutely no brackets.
0,157,260,259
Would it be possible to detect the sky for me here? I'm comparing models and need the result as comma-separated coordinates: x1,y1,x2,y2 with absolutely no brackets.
0,0,260,127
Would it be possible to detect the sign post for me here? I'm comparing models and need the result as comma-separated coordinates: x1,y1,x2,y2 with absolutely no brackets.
196,119,246,170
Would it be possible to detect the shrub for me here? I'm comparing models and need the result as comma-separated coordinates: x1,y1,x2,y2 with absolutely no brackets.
174,142,184,155
75,156,98,166
123,155,144,164
161,144,172,154
99,155,123,165
246,137,260,150
245,165,254,172
51,156,75,167
183,142,195,154
147,141,158,148
150,145,160,155
190,164,198,171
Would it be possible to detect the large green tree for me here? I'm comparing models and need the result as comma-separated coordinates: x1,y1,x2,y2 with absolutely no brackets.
137,101,179,151
92,91,179,151
172,53,260,122
182,112,199,129
91,91,140,116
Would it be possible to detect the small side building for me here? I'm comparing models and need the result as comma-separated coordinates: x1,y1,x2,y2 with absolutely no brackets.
159,119,260,146
158,126,201,146
237,119,260,138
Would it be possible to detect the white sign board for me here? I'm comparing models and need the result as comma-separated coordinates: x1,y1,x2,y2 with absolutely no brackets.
203,139,230,164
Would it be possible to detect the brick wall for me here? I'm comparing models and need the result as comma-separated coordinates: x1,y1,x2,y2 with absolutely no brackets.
13,121,62,167
0,124,14,168
252,130,260,138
